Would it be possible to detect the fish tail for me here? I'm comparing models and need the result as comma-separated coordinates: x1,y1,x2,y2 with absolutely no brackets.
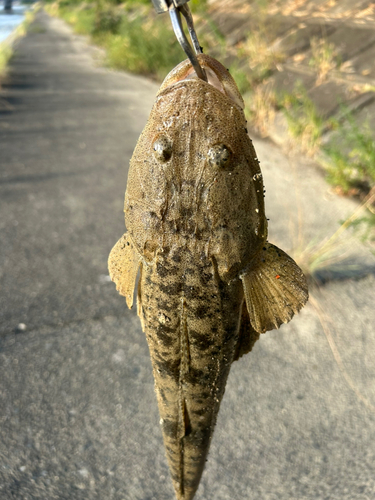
156,375,224,500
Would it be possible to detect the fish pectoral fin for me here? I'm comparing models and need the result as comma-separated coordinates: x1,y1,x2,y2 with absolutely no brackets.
108,232,140,309
240,242,308,334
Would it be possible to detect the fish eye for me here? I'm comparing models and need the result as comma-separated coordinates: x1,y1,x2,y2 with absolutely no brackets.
208,144,232,169
153,136,173,163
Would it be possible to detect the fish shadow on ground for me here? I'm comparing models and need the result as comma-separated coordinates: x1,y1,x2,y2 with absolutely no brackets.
311,262,375,286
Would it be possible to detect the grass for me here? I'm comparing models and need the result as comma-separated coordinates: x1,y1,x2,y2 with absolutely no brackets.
0,43,13,83
223,22,285,136
227,62,251,96
46,0,215,80
275,84,375,199
0,5,40,85
244,85,277,136
293,188,375,281
103,16,183,79
237,29,285,86
309,37,341,85
278,84,326,155
225,14,375,201
323,111,375,195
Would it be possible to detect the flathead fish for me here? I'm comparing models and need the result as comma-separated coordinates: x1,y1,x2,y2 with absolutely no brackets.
109,54,308,500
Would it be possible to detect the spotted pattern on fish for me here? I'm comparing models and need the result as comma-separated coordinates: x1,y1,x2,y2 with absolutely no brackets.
137,244,243,499
108,54,308,500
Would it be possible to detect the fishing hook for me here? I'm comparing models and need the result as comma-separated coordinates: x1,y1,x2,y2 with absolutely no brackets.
151,0,207,82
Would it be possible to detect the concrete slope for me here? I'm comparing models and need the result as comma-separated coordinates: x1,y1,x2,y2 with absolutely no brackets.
210,0,375,153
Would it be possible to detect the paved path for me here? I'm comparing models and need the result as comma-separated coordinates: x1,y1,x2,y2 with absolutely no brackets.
1,11,375,500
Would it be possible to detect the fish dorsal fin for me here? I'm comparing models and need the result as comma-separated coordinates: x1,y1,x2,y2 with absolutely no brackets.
108,232,140,309
240,243,308,333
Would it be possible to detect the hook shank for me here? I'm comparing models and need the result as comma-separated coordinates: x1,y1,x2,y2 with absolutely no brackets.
169,6,207,81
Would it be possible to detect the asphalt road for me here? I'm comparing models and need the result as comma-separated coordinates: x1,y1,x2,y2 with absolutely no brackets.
1,11,375,500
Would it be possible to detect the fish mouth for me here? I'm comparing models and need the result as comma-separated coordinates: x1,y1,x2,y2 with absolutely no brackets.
157,54,244,111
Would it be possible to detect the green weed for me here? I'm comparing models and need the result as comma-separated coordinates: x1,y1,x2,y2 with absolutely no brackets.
28,24,47,33
323,148,356,193
279,84,325,155
228,63,251,96
92,4,122,35
324,109,375,194
50,1,184,79
103,15,182,79
189,0,208,14
58,6,96,34
347,212,375,244
0,43,13,82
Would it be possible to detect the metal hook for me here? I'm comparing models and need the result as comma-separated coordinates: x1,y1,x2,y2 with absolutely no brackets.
151,0,207,82
169,6,207,82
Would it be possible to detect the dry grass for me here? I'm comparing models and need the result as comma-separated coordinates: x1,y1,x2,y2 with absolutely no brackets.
309,37,340,85
279,85,326,156
245,86,277,136
238,29,285,85
292,187,375,281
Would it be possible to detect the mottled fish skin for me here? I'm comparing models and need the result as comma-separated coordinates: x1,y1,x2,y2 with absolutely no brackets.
109,54,308,500
139,245,244,500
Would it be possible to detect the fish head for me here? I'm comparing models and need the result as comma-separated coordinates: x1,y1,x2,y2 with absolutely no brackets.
125,55,268,281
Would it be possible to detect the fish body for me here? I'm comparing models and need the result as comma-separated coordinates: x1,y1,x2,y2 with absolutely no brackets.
109,54,308,500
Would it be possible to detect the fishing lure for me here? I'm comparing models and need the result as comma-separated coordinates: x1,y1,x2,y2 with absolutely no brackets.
108,51,308,500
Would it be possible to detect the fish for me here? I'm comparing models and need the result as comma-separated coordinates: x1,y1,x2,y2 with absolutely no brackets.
108,54,308,500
